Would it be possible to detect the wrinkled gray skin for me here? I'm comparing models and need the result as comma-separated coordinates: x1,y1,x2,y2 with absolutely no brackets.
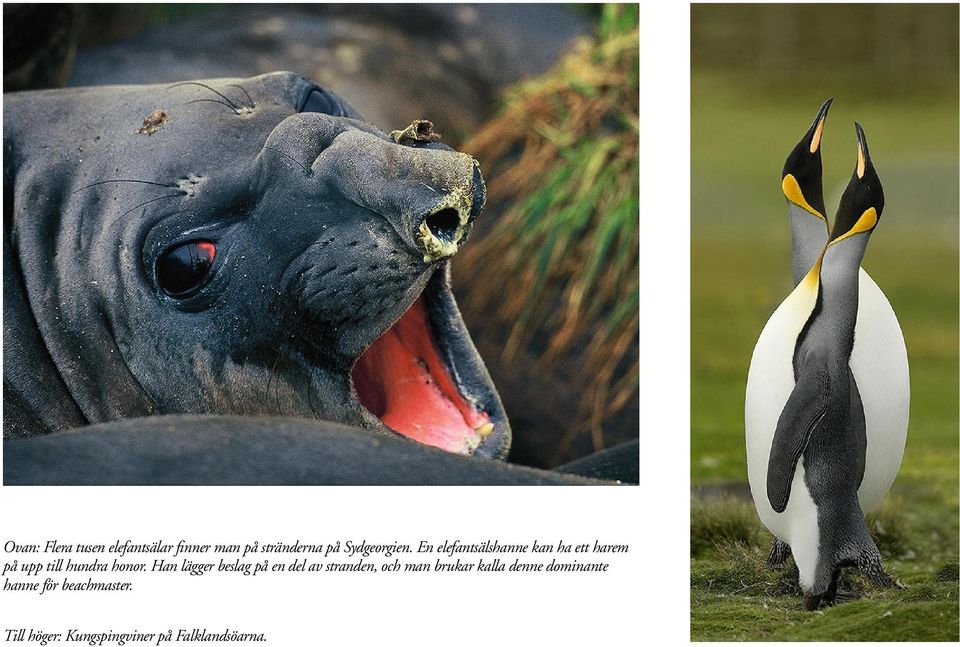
4,416,618,486
4,72,528,479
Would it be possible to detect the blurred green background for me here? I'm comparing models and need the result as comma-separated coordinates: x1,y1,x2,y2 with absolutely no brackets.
691,4,958,641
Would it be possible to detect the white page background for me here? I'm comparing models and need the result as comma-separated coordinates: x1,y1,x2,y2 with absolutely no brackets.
1,2,691,644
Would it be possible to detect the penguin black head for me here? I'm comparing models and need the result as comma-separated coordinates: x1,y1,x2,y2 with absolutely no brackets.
828,122,884,244
782,98,833,221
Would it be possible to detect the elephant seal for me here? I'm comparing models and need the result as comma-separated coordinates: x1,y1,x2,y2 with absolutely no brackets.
3,416,618,486
3,71,512,470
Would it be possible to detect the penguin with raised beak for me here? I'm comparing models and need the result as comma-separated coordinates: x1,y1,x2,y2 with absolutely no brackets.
780,97,832,284
746,110,910,609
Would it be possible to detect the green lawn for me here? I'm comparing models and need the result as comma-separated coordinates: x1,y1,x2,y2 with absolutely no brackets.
691,70,959,641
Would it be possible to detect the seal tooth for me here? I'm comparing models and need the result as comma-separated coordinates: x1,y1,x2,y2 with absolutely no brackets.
475,422,494,439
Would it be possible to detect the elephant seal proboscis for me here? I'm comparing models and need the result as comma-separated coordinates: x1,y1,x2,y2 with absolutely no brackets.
3,72,513,478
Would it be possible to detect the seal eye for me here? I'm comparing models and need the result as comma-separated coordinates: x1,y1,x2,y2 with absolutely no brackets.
157,241,216,298
300,88,343,116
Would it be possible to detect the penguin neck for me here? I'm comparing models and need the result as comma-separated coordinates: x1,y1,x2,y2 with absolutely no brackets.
788,202,828,286
802,235,870,365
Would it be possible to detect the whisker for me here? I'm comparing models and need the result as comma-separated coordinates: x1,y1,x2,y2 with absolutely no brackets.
265,278,311,415
265,314,298,415
307,359,321,420
302,309,330,422
265,347,285,416
73,179,177,194
262,146,311,174
167,81,241,110
115,193,181,221
226,84,255,110
186,98,241,116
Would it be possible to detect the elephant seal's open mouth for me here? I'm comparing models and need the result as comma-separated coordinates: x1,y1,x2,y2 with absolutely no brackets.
3,72,510,460
353,267,499,456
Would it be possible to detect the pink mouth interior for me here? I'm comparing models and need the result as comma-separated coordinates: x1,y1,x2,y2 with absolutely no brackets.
351,295,491,454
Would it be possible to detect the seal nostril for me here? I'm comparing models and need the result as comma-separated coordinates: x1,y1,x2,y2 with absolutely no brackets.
424,208,460,244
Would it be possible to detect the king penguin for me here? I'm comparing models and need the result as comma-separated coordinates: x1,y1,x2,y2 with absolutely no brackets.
745,120,910,609
765,100,911,571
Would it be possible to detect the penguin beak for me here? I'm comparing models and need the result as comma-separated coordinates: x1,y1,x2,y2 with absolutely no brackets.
827,123,884,243
855,121,871,179
781,98,833,219
806,97,833,154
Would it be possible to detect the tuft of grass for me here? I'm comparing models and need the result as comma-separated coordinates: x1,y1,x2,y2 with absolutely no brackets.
692,542,803,598
935,561,959,583
692,487,959,639
866,497,912,558
693,541,960,640
691,496,764,556
458,4,638,453
772,599,959,641
896,580,958,603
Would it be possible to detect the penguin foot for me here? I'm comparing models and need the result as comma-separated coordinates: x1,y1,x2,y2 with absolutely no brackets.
767,537,792,568
856,549,895,588
869,570,896,588
805,549,898,611
804,567,900,610
803,587,859,610
803,594,824,611
805,566,851,610
832,588,860,604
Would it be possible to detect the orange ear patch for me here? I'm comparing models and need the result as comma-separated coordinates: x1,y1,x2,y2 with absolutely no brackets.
781,174,826,220
830,207,878,245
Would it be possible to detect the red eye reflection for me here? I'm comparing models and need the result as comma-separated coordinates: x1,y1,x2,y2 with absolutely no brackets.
156,240,216,298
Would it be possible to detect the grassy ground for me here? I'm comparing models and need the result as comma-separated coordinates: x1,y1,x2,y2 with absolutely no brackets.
691,69,959,640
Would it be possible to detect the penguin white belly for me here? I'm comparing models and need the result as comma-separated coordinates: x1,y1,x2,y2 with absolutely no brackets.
851,268,910,512
745,279,821,589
